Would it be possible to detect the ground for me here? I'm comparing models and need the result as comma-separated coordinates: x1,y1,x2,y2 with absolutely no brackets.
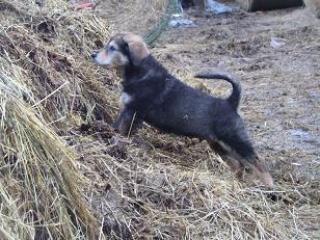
3,1,318,239
81,4,320,239
98,5,320,239
4,0,320,239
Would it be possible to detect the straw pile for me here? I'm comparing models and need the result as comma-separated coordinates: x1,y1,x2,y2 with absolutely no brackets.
95,0,169,35
0,0,115,238
1,0,319,239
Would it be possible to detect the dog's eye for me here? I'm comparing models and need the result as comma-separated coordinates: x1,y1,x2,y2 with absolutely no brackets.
108,46,116,52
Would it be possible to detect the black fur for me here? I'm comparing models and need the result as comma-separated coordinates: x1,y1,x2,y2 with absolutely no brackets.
113,46,258,166
194,72,241,110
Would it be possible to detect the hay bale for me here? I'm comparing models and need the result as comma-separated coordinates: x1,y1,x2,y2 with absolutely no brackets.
0,0,113,238
0,58,99,239
304,0,320,18
95,0,169,35
0,0,114,129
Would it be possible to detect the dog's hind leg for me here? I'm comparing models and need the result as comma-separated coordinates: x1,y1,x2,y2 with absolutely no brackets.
207,137,244,179
217,131,274,187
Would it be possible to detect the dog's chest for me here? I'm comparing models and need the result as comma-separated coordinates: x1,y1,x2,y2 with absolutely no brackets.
120,92,132,106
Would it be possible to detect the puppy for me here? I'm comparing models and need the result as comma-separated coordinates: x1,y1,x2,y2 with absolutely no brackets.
91,32,273,187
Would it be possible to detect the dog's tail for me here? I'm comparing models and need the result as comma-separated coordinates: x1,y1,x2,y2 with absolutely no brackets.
194,72,241,110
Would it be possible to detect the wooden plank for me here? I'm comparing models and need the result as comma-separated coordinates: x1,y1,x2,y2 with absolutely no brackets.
236,0,304,12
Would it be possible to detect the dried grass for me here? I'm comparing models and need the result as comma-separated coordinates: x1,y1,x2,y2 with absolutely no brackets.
0,0,319,239
95,0,169,35
0,0,112,238
0,58,99,239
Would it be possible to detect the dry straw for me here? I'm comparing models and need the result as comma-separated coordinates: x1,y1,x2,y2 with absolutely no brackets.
0,0,111,238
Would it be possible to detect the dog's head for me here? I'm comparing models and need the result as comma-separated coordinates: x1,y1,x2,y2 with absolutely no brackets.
91,32,150,68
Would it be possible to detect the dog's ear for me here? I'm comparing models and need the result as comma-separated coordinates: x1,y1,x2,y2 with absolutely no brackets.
123,34,150,66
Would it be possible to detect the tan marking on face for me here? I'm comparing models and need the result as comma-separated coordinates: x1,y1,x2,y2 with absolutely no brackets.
94,40,128,66
123,33,150,65
93,33,149,67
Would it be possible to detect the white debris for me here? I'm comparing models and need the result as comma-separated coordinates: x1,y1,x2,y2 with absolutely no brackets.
169,17,196,28
206,0,234,14
270,37,287,49
169,2,196,28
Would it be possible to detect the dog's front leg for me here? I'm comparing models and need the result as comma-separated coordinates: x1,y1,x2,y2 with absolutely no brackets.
112,110,126,130
112,107,143,136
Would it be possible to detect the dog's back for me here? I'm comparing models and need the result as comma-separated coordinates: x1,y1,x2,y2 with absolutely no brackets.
144,74,236,138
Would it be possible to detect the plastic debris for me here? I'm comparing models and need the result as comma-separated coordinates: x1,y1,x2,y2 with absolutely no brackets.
169,16,196,28
270,37,287,49
169,2,196,28
206,0,234,14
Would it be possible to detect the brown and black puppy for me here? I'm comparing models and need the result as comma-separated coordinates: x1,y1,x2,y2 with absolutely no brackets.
91,32,273,187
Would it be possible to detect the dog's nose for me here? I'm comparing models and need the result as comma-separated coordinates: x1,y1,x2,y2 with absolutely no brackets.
91,52,97,58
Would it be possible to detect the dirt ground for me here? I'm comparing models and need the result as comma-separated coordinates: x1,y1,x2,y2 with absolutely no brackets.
72,2,320,239
106,4,320,238
3,1,319,239
85,2,320,239
32,1,320,239
83,4,320,239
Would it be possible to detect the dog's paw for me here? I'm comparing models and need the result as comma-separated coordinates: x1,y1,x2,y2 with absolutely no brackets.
111,121,120,131
109,135,130,146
